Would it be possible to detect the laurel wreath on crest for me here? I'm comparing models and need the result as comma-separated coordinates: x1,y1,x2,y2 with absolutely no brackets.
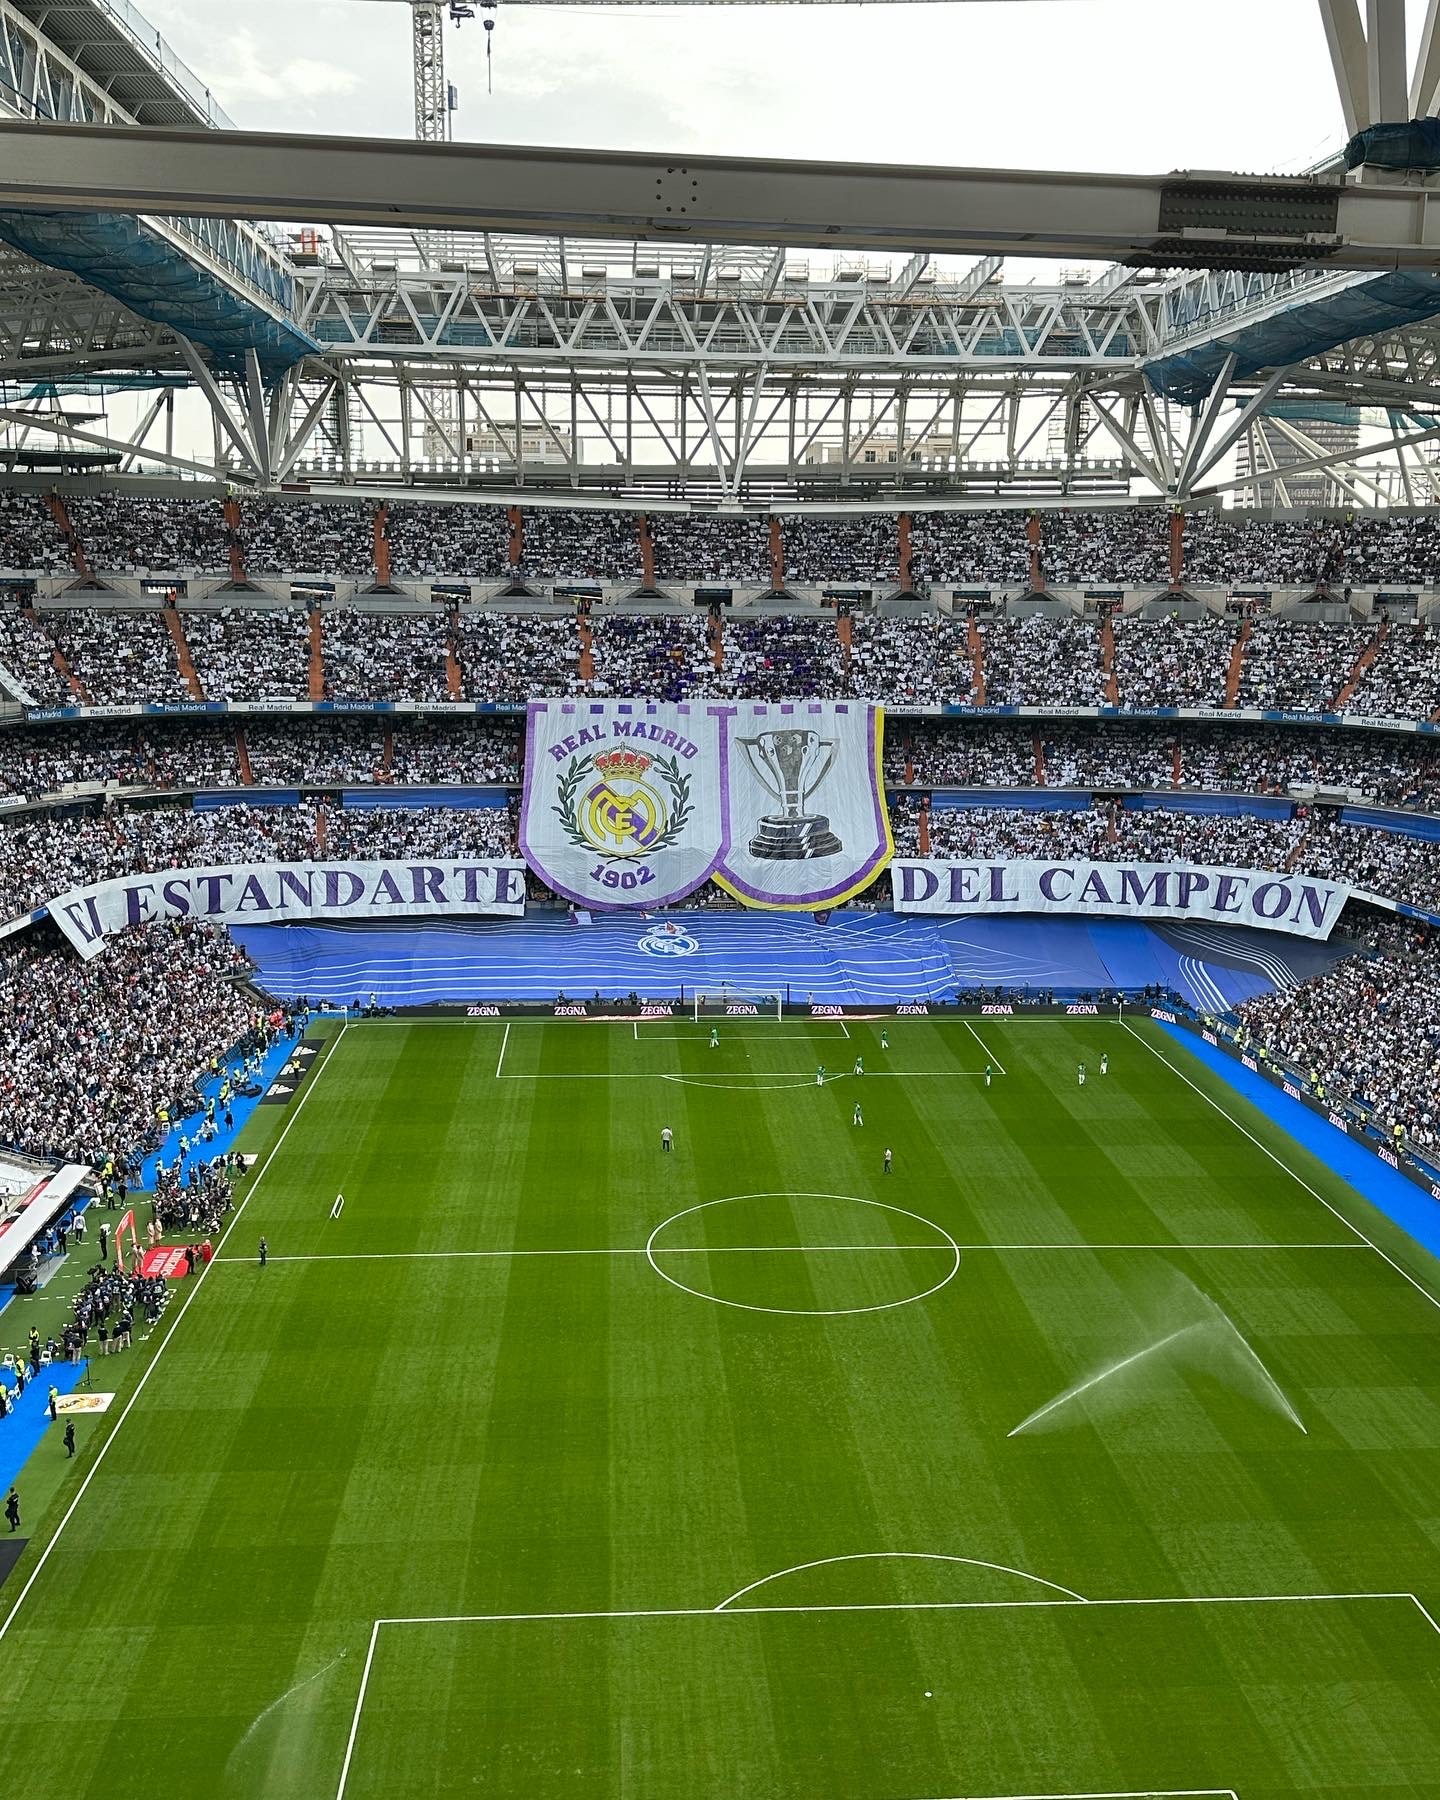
553,751,693,861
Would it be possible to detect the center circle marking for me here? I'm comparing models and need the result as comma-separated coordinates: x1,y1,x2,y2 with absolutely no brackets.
644,1192,962,1317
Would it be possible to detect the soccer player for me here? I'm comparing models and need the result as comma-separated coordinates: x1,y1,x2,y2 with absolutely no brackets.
985,1062,993,1088
1100,1052,1109,1076
880,1028,889,1051
853,1103,863,1127
883,1147,893,1174
816,1064,826,1086
4,1488,19,1533
1077,1062,1087,1087
853,1056,864,1077
258,1236,268,1267
710,1026,720,1049
661,1126,674,1153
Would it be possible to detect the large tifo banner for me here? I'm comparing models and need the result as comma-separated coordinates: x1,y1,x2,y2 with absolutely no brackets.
894,859,1350,940
49,860,527,961
521,699,893,910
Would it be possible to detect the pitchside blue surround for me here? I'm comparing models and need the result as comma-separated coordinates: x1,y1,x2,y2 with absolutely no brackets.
1156,1022,1440,1270
233,912,1348,1010
0,1358,91,1498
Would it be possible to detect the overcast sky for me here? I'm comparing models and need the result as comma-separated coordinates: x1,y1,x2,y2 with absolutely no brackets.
137,0,1433,178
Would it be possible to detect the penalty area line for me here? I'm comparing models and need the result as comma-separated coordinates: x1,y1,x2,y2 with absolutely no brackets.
0,1020,353,1647
961,1016,1007,1075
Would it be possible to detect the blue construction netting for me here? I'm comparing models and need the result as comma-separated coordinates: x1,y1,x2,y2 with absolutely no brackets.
1147,268,1440,403
0,210,317,374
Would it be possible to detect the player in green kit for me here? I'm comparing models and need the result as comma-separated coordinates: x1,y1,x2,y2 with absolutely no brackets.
709,1026,720,1049
1078,1061,1087,1087
985,1063,993,1088
816,1064,826,1086
880,1028,889,1051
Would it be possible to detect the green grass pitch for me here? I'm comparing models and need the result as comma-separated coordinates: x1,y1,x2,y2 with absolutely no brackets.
2,1013,1440,1800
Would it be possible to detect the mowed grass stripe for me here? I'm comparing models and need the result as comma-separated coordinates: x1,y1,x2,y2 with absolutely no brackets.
1,1018,1439,1800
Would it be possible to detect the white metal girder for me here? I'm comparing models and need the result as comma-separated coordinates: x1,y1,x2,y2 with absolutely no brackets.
2,119,1431,271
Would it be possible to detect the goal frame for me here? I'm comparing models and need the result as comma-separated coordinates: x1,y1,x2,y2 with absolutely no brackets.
692,988,784,1023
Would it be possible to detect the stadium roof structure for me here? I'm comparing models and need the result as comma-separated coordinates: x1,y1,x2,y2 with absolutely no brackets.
4,0,1440,506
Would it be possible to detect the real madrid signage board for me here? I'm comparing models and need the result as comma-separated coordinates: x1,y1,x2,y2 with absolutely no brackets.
519,699,894,912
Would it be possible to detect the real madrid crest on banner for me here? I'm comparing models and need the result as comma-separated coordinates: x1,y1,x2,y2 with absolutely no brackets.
520,698,893,912
521,700,725,907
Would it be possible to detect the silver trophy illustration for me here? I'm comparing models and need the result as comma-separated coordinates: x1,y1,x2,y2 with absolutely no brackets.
738,727,843,860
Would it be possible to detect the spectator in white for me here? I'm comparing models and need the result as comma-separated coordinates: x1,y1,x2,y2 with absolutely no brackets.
518,511,641,583
1235,933,1439,1154
0,605,74,706
908,512,1029,588
240,500,375,577
384,503,511,580
0,921,253,1167
186,607,310,701
650,516,771,587
982,614,1107,707
587,613,723,701
322,609,452,703
780,516,898,585
0,492,70,571
64,495,230,575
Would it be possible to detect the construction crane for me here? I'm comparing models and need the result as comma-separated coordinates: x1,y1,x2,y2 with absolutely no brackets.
347,1,474,141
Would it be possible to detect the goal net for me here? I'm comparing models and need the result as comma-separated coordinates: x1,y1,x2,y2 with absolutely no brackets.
692,988,783,1022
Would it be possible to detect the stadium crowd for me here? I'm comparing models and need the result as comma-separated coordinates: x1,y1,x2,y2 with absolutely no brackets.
65,495,230,575
7,493,1440,592
4,588,1440,721
0,921,255,1167
1234,925,1439,1156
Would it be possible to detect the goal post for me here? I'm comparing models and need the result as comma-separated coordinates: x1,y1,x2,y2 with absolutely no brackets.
692,988,784,1023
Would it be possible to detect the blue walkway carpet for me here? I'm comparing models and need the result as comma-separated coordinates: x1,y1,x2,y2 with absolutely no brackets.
0,1358,91,1496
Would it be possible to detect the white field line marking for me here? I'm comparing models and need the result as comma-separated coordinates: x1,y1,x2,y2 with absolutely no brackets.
906,1792,1239,1800
330,1194,345,1221
1411,1593,1440,1638
714,1552,1088,1611
903,1792,1239,1799
1123,1020,1440,1317
0,1021,352,1647
372,1589,1429,1628
334,1592,1425,1792
214,1241,1366,1267
334,1618,380,1800
840,1019,851,1040
643,1192,962,1318
497,1069,981,1081
637,1028,853,1041
961,1016,1007,1075
494,1020,510,1078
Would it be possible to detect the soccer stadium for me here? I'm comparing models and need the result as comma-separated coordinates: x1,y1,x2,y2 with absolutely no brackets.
2,2,1440,1795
